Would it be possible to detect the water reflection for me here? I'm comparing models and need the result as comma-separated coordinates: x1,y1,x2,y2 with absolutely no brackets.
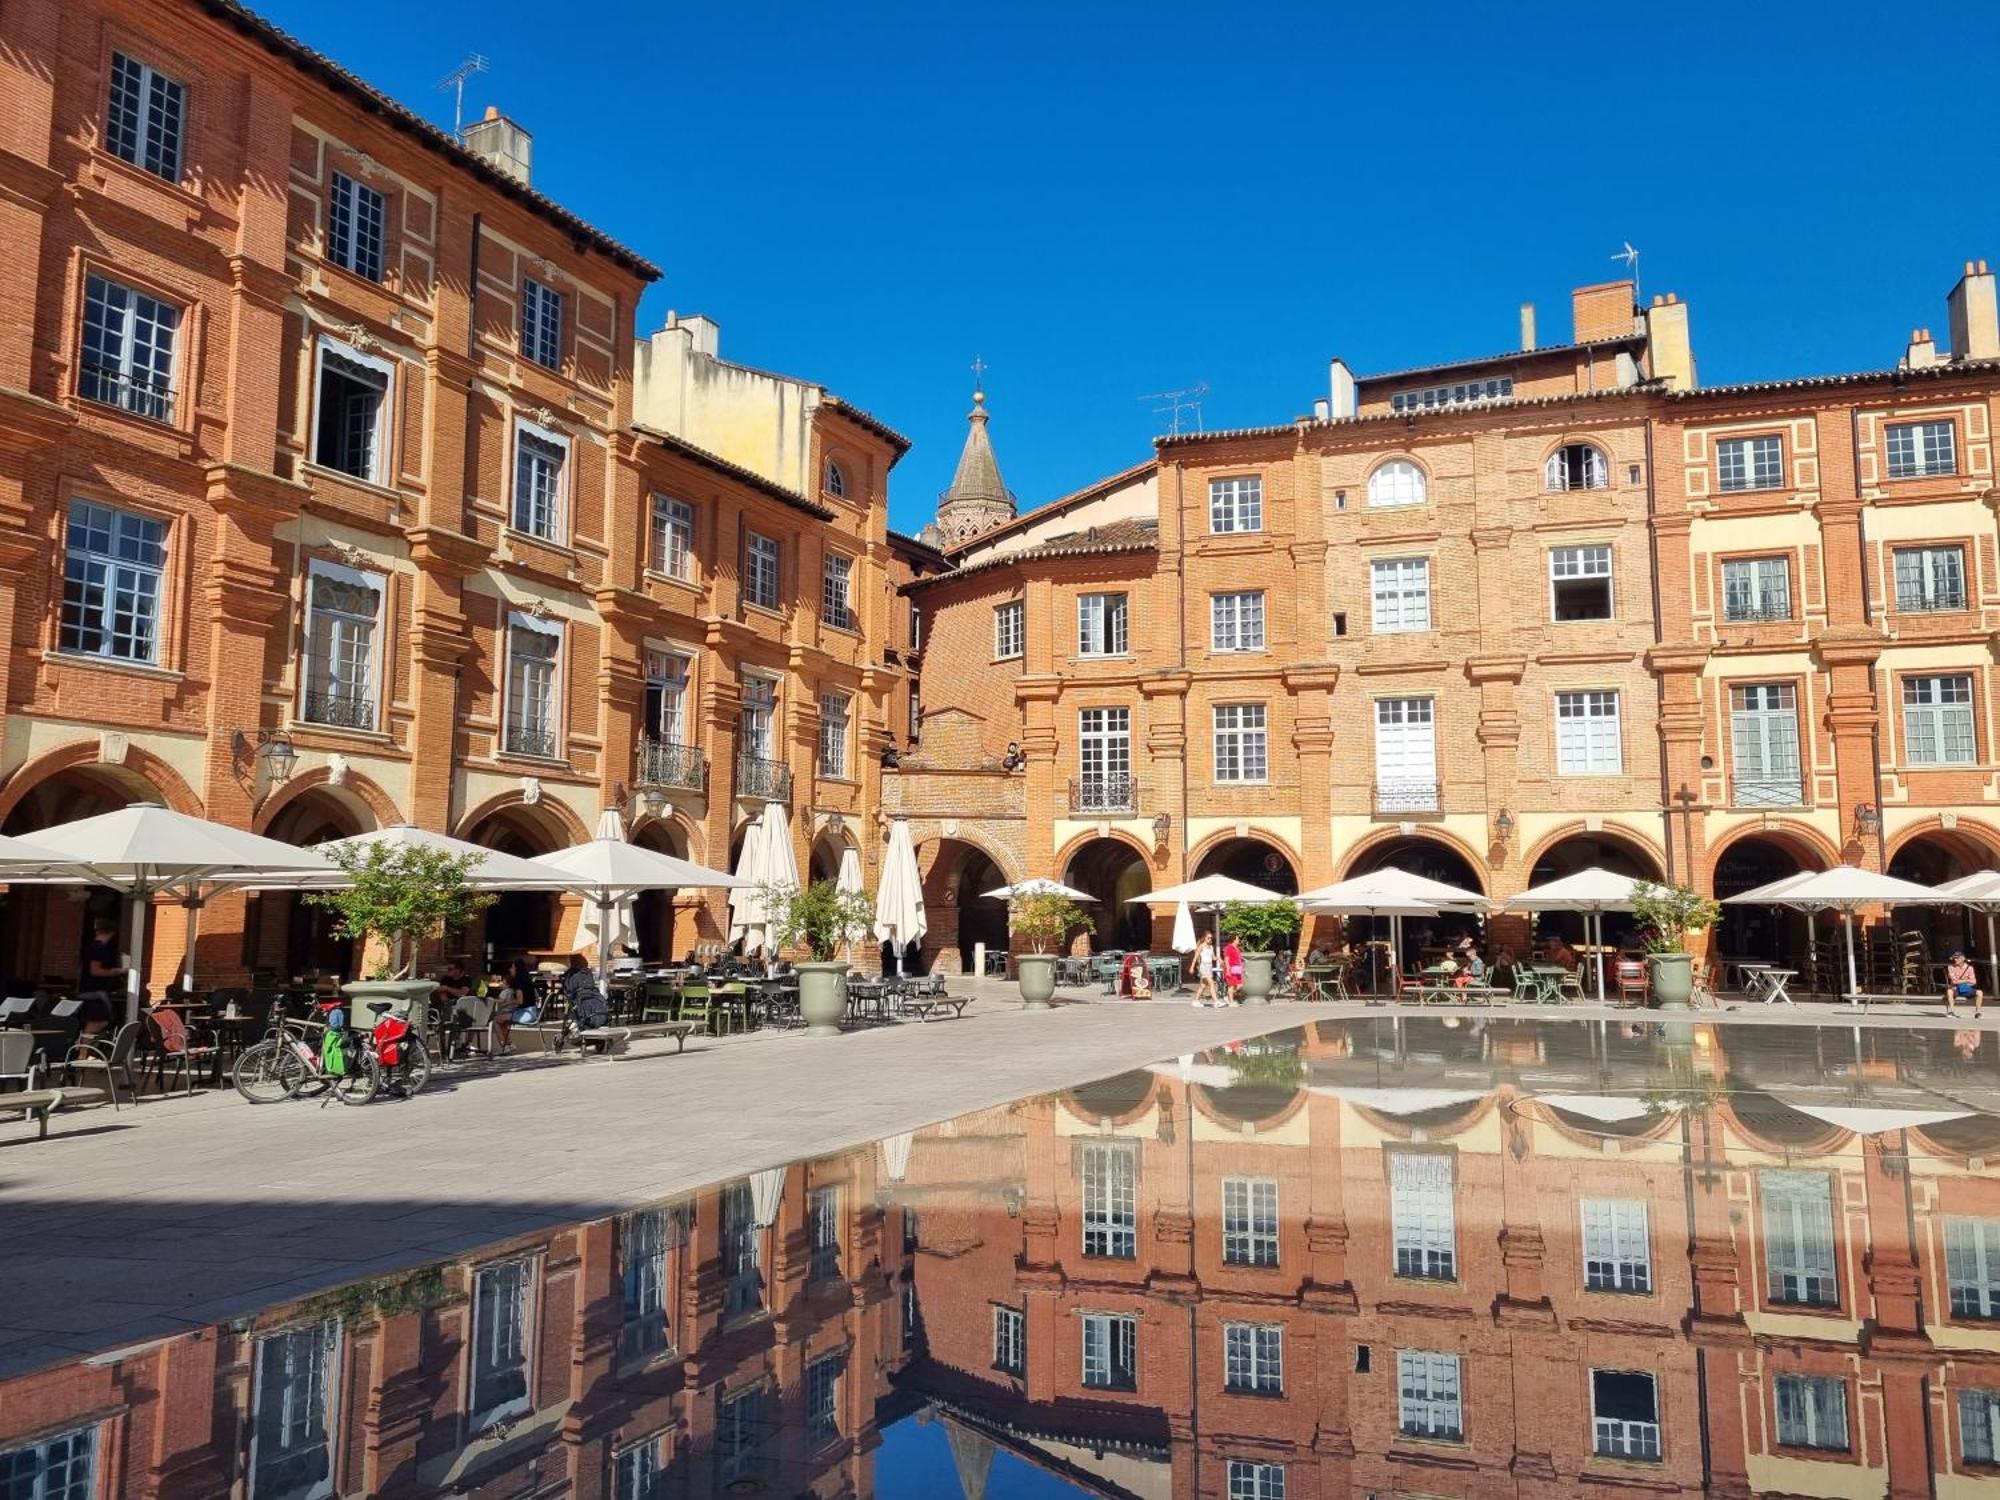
4,1018,2000,1499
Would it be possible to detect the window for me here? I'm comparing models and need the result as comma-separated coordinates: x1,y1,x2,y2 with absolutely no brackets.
1222,1176,1279,1267
1887,418,1957,479
312,342,390,482
1226,1460,1285,1500
1721,557,1791,622
301,561,383,730
470,1257,534,1428
825,460,847,499
251,1323,337,1500
643,648,689,745
1730,683,1803,806
1080,1141,1136,1258
1397,1350,1464,1439
1367,459,1427,507
1374,697,1438,813
1775,1375,1849,1451
1389,1152,1455,1280
619,1209,671,1361
1946,1218,2000,1318
718,1387,766,1484
650,496,694,580
1213,704,1268,783
80,274,180,422
59,500,166,664
512,425,566,540
822,552,855,630
1078,592,1129,655
615,1437,665,1500
1210,476,1263,532
503,614,560,758
106,52,184,181
721,1180,763,1317
326,171,385,282
1591,1370,1661,1460
1224,1322,1283,1395
740,675,777,762
995,600,1024,660
1081,1313,1137,1389
520,277,562,369
806,1353,843,1447
1893,544,1967,612
0,1424,97,1500
1211,591,1266,652
1389,376,1511,413
818,692,851,779
808,1185,841,1280
744,532,780,610
1581,1199,1651,1292
1962,1388,2000,1465
992,1305,1025,1374
909,602,921,651
1550,544,1614,621
1371,557,1431,633
1546,443,1609,491
1077,706,1132,813
1555,690,1622,776
908,694,921,741
1717,434,1783,492
1761,1169,1838,1307
1904,675,1977,766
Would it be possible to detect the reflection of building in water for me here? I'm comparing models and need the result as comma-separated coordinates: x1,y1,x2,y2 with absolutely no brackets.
6,1020,2000,1499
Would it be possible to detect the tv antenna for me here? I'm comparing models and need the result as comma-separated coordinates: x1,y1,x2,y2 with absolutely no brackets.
1139,382,1209,437
1611,240,1640,295
436,54,489,136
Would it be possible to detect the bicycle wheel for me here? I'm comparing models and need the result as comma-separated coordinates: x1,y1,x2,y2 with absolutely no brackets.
395,1035,433,1097
233,1039,304,1104
329,1051,379,1106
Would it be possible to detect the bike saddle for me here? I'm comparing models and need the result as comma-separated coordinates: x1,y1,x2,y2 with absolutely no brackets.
366,1002,396,1016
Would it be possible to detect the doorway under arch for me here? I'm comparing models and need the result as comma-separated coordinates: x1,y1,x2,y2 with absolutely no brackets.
1340,834,1487,964
1712,832,1829,968
944,840,1008,974
1889,829,1996,958
1527,832,1666,948
255,787,373,979
464,803,572,963
1062,837,1153,951
631,818,691,962
1192,836,1299,896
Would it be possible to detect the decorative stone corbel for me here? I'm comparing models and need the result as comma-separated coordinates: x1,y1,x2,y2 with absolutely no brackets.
521,777,542,806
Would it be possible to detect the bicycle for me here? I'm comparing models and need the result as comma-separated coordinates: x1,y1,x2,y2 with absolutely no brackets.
232,1002,378,1106
357,1001,432,1097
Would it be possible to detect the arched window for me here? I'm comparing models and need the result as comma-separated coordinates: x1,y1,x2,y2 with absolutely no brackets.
824,460,847,499
1367,459,1427,508
1546,444,1608,492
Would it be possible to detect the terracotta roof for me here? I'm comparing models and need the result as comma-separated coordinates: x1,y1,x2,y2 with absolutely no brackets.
1157,382,1663,449
887,528,950,569
946,458,1158,556
821,395,912,456
197,0,660,280
903,518,1157,593
1664,357,2000,401
1357,334,1644,386
632,424,834,521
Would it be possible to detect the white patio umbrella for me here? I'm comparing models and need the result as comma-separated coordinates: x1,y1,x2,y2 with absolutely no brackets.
726,814,770,953
1505,866,1644,1001
1934,870,2000,998
1716,868,1827,994
1727,866,1940,1004
874,818,926,976
1135,874,1284,906
1789,1102,1974,1136
981,878,1096,902
835,844,868,960
1171,900,1198,954
246,823,564,891
31,804,337,1021
1295,876,1442,995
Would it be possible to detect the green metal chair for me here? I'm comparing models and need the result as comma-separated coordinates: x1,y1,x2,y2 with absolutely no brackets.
677,981,716,1034
641,979,677,1024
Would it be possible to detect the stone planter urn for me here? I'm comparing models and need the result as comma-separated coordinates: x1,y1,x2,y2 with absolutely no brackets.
797,960,850,1037
340,978,438,1034
1648,952,1693,1010
1016,953,1056,1010
1239,952,1276,1003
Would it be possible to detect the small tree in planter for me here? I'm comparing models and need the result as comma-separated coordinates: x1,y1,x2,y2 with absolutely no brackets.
305,842,495,1027
1629,881,1722,1009
762,879,877,1036
1219,899,1303,1002
1009,891,1093,1009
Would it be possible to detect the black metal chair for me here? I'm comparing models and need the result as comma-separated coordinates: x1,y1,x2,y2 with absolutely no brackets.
64,1021,143,1110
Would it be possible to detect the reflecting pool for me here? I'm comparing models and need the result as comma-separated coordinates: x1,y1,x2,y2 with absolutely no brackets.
5,1017,2000,1498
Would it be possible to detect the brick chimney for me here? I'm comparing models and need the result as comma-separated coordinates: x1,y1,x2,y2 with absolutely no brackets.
461,105,532,186
1572,279,1638,344
1947,259,1999,361
1644,292,1696,390
1905,328,1939,370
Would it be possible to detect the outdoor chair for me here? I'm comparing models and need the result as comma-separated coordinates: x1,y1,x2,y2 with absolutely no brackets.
0,1029,42,1093
64,1021,143,1110
147,1011,219,1097
641,980,678,1024
1613,960,1649,1007
1512,967,1545,1005
677,981,718,1035
1093,952,1125,991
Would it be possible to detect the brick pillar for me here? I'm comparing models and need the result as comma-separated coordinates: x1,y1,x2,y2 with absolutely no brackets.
1820,635,1886,868
1141,671,1191,887
1286,665,1340,886
1017,675,1060,879
1015,1099,1065,1405
0,0,62,395
592,586,650,806
404,531,482,829
1465,644,1525,893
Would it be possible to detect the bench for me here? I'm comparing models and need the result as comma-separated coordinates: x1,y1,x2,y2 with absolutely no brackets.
2,1086,105,1139
903,998,969,1023
576,1021,697,1058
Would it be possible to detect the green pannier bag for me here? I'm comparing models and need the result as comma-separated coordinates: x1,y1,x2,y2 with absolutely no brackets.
321,1028,348,1078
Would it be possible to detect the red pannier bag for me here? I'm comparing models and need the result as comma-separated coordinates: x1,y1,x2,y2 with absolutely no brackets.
372,1012,410,1067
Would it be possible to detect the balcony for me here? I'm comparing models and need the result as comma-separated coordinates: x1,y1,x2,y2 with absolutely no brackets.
1070,775,1138,815
80,363,176,424
1721,600,1792,624
504,725,559,760
636,737,706,793
1374,779,1440,815
300,691,375,731
736,754,792,804
1732,776,1804,808
1897,590,1967,614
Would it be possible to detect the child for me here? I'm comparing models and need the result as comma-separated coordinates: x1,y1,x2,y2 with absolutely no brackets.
1192,933,1219,1009
1945,949,1984,1018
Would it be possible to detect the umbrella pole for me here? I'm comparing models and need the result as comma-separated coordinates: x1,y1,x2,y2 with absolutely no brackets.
1844,908,1860,1004
1988,910,1999,1002
1594,909,1606,1003
179,895,202,996
125,893,148,1025
596,895,614,999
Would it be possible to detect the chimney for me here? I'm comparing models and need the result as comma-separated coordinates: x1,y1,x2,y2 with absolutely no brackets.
1947,259,1999,361
1520,302,1537,352
664,310,720,359
1327,357,1357,419
1312,398,1331,422
1644,292,1696,391
1572,279,1639,344
1904,327,1939,370
461,104,532,186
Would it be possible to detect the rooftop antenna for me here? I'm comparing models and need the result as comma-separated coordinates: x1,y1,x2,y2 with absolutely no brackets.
1611,240,1641,300
1139,382,1209,437
436,54,489,137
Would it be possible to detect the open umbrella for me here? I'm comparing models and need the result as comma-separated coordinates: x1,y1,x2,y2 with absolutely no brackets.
1934,870,2000,999
981,878,1096,902
1134,874,1285,907
1505,866,1644,1001
874,818,926,976
1726,865,1939,1004
1295,875,1444,995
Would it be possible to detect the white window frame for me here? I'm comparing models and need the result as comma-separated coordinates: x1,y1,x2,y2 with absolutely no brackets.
740,673,778,762
992,1304,1025,1373
1886,418,1957,479
520,277,563,370
1223,1321,1284,1395
80,272,181,423
824,459,847,499
1222,1176,1279,1267
1077,706,1132,811
1373,697,1438,813
326,170,386,283
1775,1373,1849,1451
1580,1198,1651,1292
1720,556,1791,622
1717,434,1783,492
818,691,852,780
1903,674,1977,767
1370,557,1431,633
650,495,695,581
300,558,385,732
1946,1218,2000,1319
1077,592,1129,656
614,1434,667,1500
503,610,563,760
0,1423,98,1500
1213,703,1268,784
1389,376,1511,413
249,1321,340,1500
1893,544,1968,612
1396,1349,1464,1439
1961,1387,2000,1465
58,498,168,665
106,51,185,182
1367,459,1427,508
995,600,1024,660
1549,544,1614,621
805,1351,843,1447
1591,1369,1662,1460
1210,591,1266,652
643,646,691,745
1546,443,1609,492
619,1209,671,1362
1080,1312,1137,1390
468,1256,536,1431
310,335,394,485
720,1180,763,1318
1389,1151,1455,1280
1761,1169,1838,1307
1080,1141,1136,1258
1209,476,1263,533
511,418,569,541
1555,690,1622,776
744,531,781,611
718,1385,766,1484
1730,682,1804,806
821,552,855,631
1226,1460,1285,1500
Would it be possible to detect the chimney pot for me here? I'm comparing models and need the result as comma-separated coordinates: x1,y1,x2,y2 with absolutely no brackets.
1982,259,1991,275
1947,260,2000,362
484,105,499,122
1969,261,1979,276
1519,302,1537,352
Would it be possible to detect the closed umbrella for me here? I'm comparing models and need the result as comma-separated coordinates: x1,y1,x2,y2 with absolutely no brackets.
1727,866,1940,1004
874,818,926,976
836,845,868,959
752,802,800,967
727,815,770,953
1505,866,1644,1001
1171,900,1198,954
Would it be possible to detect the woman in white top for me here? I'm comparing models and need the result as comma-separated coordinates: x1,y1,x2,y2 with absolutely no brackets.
1192,932,1220,1009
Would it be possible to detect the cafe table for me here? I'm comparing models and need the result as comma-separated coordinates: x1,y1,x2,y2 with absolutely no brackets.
1525,964,1571,1004
1145,955,1185,994
1409,966,1462,1005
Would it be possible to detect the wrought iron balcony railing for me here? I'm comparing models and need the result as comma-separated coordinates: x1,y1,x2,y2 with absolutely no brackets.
1721,599,1792,624
637,737,707,792
80,363,177,424
1732,776,1804,808
736,754,792,803
1897,590,1967,614
504,725,559,759
1070,775,1138,814
1374,779,1440,815
300,691,376,731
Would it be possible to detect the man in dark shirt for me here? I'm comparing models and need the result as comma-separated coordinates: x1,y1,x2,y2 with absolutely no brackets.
78,916,126,1036
560,953,608,1030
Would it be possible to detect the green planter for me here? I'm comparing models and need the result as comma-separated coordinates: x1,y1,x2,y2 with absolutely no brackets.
1648,952,1692,1010
340,978,438,1034
797,961,849,1037
1239,952,1276,1003
1016,954,1056,1010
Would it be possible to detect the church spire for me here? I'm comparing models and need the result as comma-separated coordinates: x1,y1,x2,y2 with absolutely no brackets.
935,360,1016,549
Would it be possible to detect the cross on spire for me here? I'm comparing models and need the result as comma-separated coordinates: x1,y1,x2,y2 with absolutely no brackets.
970,355,987,402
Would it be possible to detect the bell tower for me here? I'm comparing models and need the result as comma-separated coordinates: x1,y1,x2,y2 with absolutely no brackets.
935,364,1016,549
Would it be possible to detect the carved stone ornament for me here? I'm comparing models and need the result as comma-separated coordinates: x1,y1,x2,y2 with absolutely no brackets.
335,322,379,354
326,539,367,567
347,151,382,181
326,753,349,786
98,731,130,767
531,257,562,283
520,777,542,806
525,405,562,431
526,598,553,620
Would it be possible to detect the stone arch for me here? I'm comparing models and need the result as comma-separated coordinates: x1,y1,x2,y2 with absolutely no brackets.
1352,1095,1497,1142
1718,1092,1849,1157
1885,818,2000,955
808,819,862,885
1519,821,1668,884
1705,819,1841,878
1059,1069,1165,1129
1187,829,1302,896
1191,1082,1308,1134
1707,823,1838,969
1338,825,1491,888
455,789,591,850
459,793,589,961
629,813,705,962
1051,826,1154,882
252,766,400,836
249,781,383,979
1520,823,1669,947
921,836,1011,975
1886,816,2000,874
0,738,205,826
1059,832,1156,952
632,808,704,864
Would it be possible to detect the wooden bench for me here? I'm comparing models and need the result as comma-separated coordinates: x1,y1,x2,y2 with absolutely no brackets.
2,1086,106,1139
903,998,969,1023
576,1021,697,1058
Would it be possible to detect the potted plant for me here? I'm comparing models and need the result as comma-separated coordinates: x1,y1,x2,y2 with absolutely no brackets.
1219,900,1302,1003
1629,881,1722,1010
305,842,496,1031
1008,891,1093,1010
763,879,877,1036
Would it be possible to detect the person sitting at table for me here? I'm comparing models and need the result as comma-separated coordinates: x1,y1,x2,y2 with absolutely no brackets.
1489,947,1517,991
434,959,473,1005
1945,949,1984,1018
76,916,127,1039
1545,935,1578,972
491,957,537,1055
561,953,610,1030
1453,942,1486,988
1306,942,1331,966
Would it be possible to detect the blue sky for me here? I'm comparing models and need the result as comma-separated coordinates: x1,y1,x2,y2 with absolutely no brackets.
261,0,2000,534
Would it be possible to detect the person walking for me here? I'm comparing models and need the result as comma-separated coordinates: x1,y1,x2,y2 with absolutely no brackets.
1221,936,1246,1007
1192,932,1220,1008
